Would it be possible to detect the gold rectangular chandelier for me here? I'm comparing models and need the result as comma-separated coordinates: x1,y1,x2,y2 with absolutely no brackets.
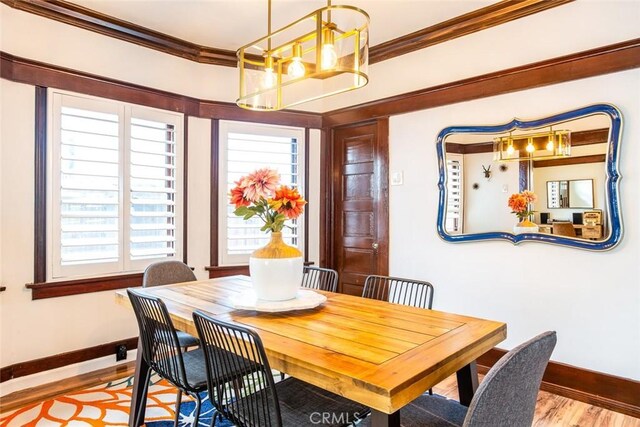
236,0,369,111
493,129,571,162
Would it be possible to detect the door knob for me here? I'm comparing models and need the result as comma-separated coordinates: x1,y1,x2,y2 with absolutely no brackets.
372,242,379,250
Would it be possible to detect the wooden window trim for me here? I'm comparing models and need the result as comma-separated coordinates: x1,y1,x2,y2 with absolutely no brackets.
209,122,311,269
25,273,143,300
31,90,186,299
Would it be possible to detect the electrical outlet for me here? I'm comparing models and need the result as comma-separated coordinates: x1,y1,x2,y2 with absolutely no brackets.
116,344,127,361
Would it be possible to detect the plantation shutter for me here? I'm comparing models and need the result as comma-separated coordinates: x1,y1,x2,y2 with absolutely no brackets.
219,122,305,266
50,92,183,280
446,154,464,234
55,103,122,277
128,115,178,264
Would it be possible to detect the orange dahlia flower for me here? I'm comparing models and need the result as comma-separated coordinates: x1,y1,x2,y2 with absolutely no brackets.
269,186,307,219
241,168,280,202
229,181,250,208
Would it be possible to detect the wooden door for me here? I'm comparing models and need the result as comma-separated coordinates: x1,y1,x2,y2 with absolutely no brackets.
332,120,389,296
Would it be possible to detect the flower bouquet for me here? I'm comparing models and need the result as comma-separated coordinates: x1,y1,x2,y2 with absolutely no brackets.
229,168,307,301
230,168,306,233
508,190,538,233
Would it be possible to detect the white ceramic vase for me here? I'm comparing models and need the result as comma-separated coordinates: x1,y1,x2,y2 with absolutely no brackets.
249,232,303,301
513,219,539,235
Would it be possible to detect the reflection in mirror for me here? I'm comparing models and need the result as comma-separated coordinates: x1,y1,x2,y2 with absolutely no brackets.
436,104,622,250
547,179,594,208
569,179,594,208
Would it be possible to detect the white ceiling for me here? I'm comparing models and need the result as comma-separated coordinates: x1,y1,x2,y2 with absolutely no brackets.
69,0,496,50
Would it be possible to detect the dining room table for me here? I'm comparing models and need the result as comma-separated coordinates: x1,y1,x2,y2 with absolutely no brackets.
115,275,506,427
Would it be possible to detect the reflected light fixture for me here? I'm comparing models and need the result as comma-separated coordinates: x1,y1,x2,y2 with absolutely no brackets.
494,128,571,162
236,0,369,111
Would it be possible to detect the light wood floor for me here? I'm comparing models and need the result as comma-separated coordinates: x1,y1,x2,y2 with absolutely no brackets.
1,363,639,426
432,374,640,427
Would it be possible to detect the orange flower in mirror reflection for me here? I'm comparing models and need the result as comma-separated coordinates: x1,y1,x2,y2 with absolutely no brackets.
508,190,537,220
269,186,307,219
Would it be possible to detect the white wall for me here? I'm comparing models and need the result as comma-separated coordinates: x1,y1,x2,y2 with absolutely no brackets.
461,152,519,234
389,69,640,380
0,3,324,112
323,0,640,111
0,80,140,395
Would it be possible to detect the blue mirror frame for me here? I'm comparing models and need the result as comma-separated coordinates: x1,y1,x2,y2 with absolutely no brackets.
436,104,623,251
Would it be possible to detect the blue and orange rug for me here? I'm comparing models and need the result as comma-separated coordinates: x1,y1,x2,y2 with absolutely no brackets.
0,374,231,426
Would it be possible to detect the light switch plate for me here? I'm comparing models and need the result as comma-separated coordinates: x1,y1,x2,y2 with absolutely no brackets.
391,171,404,186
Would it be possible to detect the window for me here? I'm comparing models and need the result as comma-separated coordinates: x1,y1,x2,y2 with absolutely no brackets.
445,153,464,234
48,91,183,280
218,121,305,265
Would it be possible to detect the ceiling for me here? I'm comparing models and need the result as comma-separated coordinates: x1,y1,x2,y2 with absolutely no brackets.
68,0,496,50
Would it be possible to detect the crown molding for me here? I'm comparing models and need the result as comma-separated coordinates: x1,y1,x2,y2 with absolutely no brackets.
0,51,323,128
0,0,238,66
323,38,640,127
369,0,573,64
1,0,572,68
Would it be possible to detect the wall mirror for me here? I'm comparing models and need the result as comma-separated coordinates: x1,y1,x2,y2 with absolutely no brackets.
547,179,594,208
436,104,622,250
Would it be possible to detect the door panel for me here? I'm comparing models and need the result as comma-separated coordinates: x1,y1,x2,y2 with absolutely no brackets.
333,120,389,296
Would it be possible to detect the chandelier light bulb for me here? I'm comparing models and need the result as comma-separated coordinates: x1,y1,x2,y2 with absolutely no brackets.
506,144,515,155
546,138,554,151
262,56,276,88
288,58,305,78
526,141,535,153
288,43,306,78
321,26,338,70
263,68,276,88
321,43,338,70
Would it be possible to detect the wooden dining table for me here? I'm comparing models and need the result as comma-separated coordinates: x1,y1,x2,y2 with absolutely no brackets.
116,275,506,427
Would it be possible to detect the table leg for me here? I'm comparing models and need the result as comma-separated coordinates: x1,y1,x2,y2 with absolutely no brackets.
456,361,479,407
370,409,400,427
129,339,151,427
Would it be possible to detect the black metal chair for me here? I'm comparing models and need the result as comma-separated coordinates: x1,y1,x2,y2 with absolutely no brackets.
301,266,338,292
127,288,208,427
143,260,199,349
362,274,434,309
193,310,369,427
360,331,557,427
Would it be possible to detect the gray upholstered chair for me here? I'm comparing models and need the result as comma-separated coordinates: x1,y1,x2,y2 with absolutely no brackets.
362,331,557,427
143,260,199,349
193,310,369,427
301,266,339,292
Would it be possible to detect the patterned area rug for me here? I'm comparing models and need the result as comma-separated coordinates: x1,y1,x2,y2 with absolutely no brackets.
0,374,233,426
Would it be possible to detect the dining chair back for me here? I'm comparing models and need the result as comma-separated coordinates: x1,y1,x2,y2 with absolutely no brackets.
553,222,577,237
464,330,557,427
127,288,208,426
143,260,197,287
143,260,199,349
364,331,557,427
363,275,434,309
194,310,282,426
301,266,338,292
193,310,368,427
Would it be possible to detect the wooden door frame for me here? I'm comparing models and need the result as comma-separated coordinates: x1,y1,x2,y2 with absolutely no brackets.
319,118,390,276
